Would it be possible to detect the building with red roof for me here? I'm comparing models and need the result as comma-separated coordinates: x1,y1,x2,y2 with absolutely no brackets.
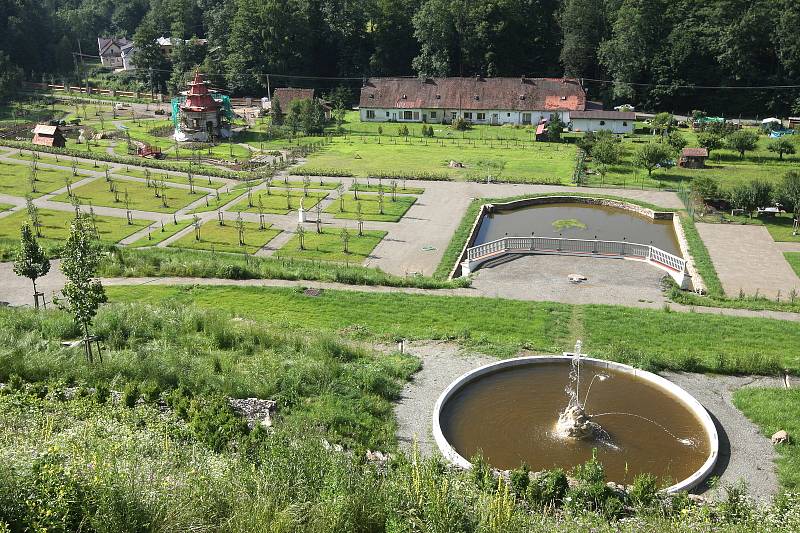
32,125,66,148
174,72,231,142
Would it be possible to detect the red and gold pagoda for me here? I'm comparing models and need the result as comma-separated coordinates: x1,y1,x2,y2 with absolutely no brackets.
174,72,230,142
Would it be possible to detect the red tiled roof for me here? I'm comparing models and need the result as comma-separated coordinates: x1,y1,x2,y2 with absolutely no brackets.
359,77,586,112
682,148,708,157
182,72,219,112
273,88,314,105
570,110,635,120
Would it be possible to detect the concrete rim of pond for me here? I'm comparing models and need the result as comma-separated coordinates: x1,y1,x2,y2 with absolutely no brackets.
431,355,719,494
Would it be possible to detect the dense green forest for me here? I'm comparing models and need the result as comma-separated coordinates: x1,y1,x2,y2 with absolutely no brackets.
1,0,799,115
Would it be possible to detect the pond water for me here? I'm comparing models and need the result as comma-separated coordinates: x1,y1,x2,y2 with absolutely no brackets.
439,361,710,485
473,202,681,256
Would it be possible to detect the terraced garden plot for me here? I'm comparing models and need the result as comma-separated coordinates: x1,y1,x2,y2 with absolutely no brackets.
325,192,416,222
169,219,281,254
51,176,199,213
276,227,386,263
229,189,328,215
0,208,148,245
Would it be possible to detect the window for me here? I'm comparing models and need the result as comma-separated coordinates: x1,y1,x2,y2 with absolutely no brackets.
451,112,457,119
403,110,413,120
477,113,485,120
366,110,375,119
464,112,472,119
430,111,437,119
623,121,628,126
386,111,390,117
507,113,511,117
413,111,420,120
600,120,606,126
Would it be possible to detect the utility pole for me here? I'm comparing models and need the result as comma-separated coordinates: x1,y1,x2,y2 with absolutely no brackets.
266,74,271,102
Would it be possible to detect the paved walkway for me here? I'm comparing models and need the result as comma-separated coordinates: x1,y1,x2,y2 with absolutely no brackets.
696,223,800,298
776,241,800,253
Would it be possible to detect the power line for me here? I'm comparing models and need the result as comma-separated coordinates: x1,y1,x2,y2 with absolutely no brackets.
581,77,800,90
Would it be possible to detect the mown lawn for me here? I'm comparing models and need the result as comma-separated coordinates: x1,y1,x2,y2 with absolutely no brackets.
297,136,575,183
280,177,340,190
0,202,14,212
276,228,386,263
786,253,800,277
103,284,800,372
229,189,328,215
0,160,72,198
586,129,800,190
0,208,148,245
184,189,247,214
113,167,228,189
734,388,800,488
325,192,416,222
10,150,111,172
126,219,194,248
353,182,425,194
51,176,200,213
168,219,280,254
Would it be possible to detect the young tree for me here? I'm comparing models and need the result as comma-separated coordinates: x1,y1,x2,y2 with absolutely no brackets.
58,216,107,362
26,196,41,237
314,202,322,233
547,115,565,142
13,223,50,308
633,143,672,177
666,131,688,153
651,113,673,136
340,227,350,254
296,223,306,250
271,97,284,126
767,137,796,160
697,133,724,156
727,130,759,159
591,137,621,184
235,213,245,246
356,202,364,236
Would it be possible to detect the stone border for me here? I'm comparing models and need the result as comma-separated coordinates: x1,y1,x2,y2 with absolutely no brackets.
431,355,719,494
450,196,677,279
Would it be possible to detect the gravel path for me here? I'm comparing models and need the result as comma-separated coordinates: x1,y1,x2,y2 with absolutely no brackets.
393,342,786,502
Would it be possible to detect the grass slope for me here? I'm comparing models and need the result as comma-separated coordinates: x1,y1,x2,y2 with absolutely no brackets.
126,219,194,248
0,208,148,245
325,192,416,222
51,176,200,213
103,284,800,373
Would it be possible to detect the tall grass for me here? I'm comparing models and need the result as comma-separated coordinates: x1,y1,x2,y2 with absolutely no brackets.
99,247,471,289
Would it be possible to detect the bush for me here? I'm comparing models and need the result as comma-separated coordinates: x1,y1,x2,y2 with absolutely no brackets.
397,125,409,137
628,473,660,509
452,117,470,131
526,468,568,509
121,382,139,407
188,395,249,452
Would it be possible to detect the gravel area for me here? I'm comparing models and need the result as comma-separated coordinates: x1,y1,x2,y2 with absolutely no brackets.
470,254,668,307
395,342,784,501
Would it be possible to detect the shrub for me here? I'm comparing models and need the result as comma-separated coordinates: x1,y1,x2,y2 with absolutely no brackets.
188,395,249,452
509,462,530,496
121,382,139,407
398,125,409,137
452,117,470,131
628,473,660,509
526,468,568,509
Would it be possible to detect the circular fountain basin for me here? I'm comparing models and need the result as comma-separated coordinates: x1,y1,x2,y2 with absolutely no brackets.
432,356,718,493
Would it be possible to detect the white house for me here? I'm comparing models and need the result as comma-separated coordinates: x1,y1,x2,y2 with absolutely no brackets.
120,42,136,71
569,110,635,134
358,77,587,126
97,37,131,69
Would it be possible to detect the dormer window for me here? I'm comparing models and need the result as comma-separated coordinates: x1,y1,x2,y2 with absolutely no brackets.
401,94,407,99
519,95,525,100
435,94,441,99
474,95,480,101
560,96,567,101
369,94,374,99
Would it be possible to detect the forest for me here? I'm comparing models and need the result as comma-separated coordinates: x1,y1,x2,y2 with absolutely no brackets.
0,0,799,115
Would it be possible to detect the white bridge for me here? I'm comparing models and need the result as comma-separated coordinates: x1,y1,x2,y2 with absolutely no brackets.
461,236,691,288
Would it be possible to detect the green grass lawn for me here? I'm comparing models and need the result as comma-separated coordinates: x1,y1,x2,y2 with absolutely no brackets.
734,388,800,488
169,219,280,254
112,167,228,190
51,176,200,214
276,228,386,263
0,208,148,245
280,178,340,190
0,202,14,212
184,189,247,214
586,128,800,190
352,182,425,195
326,192,416,222
229,189,328,215
786,253,800,277
102,285,800,372
126,219,194,248
0,160,72,198
297,136,575,183
119,119,254,161
9,150,111,172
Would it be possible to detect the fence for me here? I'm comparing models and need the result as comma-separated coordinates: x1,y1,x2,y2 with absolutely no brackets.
461,236,689,287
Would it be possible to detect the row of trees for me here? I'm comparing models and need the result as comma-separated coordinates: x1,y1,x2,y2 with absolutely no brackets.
691,172,800,221
2,0,800,114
